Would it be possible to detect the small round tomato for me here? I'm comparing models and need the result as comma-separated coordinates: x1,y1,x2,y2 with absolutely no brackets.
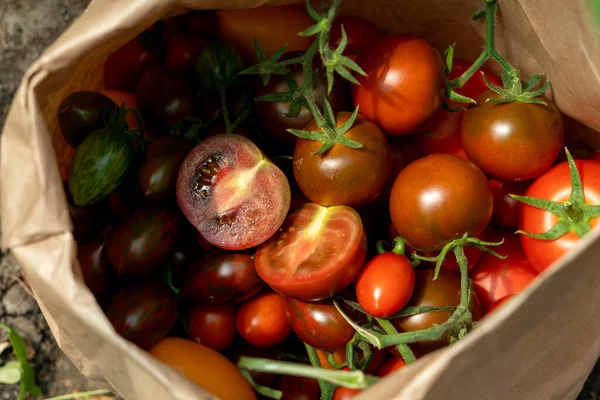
470,229,538,311
489,179,529,229
333,387,362,400
177,134,291,250
390,154,493,252
462,92,564,181
255,203,367,301
449,59,502,101
416,108,466,158
182,250,264,305
148,337,257,400
352,35,445,136
217,6,313,62
277,375,320,400
293,112,392,208
99,90,140,131
77,240,110,304
519,159,600,272
330,15,380,58
355,252,415,318
165,34,205,72
285,297,356,351
187,305,236,351
236,291,291,348
376,357,406,377
485,295,515,315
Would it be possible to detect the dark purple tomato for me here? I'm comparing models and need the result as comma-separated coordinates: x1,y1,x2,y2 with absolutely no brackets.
105,282,178,349
138,135,195,201
182,250,264,305
106,206,184,277
64,181,112,240
277,375,320,400
77,240,110,304
169,225,206,288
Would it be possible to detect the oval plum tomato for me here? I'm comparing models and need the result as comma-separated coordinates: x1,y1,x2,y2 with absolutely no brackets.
485,295,515,316
165,34,205,72
187,305,236,351
148,337,257,400
182,250,264,305
255,53,349,149
138,135,195,201
277,375,320,400
376,357,406,377
462,91,564,181
236,291,291,348
333,387,362,400
284,297,356,351
352,35,445,136
106,206,184,277
518,159,600,272
106,282,178,349
416,108,466,158
449,59,502,101
77,240,110,304
103,32,160,92
64,181,111,240
177,134,291,250
392,268,482,356
217,6,313,62
293,112,392,208
490,179,529,229
135,67,193,130
355,252,415,318
470,229,538,311
99,90,140,131
390,154,493,252
255,203,367,301
57,91,117,148
330,15,380,58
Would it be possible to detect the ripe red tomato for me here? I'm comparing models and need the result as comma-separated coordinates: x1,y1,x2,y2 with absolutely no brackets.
355,252,415,318
293,112,392,208
352,35,445,136
416,109,466,158
236,291,291,348
217,6,313,62
333,387,362,400
330,15,380,58
462,92,564,182
489,179,530,229
519,159,600,272
165,34,205,72
449,59,502,101
470,229,538,311
485,295,515,315
277,375,320,400
187,305,236,351
255,203,367,301
376,357,406,377
390,154,493,252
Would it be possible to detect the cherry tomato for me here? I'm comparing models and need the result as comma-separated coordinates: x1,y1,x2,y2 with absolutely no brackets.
148,337,257,400
177,134,290,250
471,229,538,311
236,291,291,348
285,297,356,351
449,59,502,101
588,151,600,162
77,240,110,304
462,91,564,182
485,295,515,315
352,35,445,136
330,15,380,57
217,6,313,62
277,375,320,400
99,90,140,131
355,252,415,318
182,250,264,305
165,34,205,72
332,387,362,400
416,109,466,159
489,179,530,229
255,203,367,301
64,181,111,240
390,154,493,252
376,357,406,377
293,112,392,208
169,230,205,287
187,305,236,351
519,159,600,272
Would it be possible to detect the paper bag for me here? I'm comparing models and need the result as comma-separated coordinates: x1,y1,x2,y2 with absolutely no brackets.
2,0,600,399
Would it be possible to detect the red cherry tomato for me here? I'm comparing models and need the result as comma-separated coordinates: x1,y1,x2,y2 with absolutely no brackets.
449,59,502,101
355,252,415,318
277,375,320,400
485,295,515,316
330,15,380,57
332,387,362,400
236,291,291,348
376,357,407,377
489,179,530,229
165,34,205,72
417,109,466,159
187,305,236,351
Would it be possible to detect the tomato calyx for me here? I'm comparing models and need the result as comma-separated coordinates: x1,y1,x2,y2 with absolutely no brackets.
105,102,149,151
512,148,600,240
444,0,550,107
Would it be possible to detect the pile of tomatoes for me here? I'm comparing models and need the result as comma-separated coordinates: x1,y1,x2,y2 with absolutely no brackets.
59,3,600,400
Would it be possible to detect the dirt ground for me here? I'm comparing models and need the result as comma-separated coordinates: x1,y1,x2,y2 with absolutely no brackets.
1,0,600,399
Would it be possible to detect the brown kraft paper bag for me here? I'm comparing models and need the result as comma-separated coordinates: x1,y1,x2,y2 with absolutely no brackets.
2,0,600,398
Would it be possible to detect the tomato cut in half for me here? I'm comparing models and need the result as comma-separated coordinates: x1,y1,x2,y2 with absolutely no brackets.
255,203,367,301
176,134,291,250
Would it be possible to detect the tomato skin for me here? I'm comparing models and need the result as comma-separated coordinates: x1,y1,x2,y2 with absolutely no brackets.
277,375,320,400
352,35,445,136
99,90,140,131
449,59,502,101
236,291,291,348
462,91,564,182
285,297,356,351
187,305,236,351
355,252,415,318
165,34,205,72
103,35,160,93
255,203,367,301
519,159,600,272
470,229,538,311
217,6,313,63
485,295,515,315
490,179,529,229
330,15,380,57
293,112,392,208
333,387,362,400
64,181,111,240
376,357,406,377
148,337,257,400
416,109,466,159
77,240,110,304
390,154,493,252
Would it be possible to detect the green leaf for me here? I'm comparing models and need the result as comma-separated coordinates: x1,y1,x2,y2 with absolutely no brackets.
0,361,22,385
0,324,42,399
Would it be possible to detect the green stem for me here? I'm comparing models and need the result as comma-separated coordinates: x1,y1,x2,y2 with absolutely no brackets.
376,319,416,364
391,238,406,256
304,343,337,400
564,201,583,223
44,389,112,400
218,87,232,134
